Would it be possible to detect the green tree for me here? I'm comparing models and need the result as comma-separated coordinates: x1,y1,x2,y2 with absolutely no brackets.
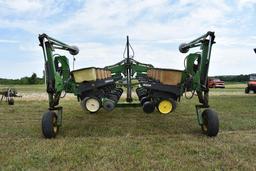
28,73,37,84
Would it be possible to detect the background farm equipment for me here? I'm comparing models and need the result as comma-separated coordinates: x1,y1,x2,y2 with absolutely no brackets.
0,88,21,105
245,74,256,94
245,49,256,94
208,78,225,88
38,31,219,138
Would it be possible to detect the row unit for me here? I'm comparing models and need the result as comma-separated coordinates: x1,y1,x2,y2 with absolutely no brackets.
80,86,123,113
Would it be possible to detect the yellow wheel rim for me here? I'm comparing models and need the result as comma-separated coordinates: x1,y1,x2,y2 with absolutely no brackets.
158,100,173,114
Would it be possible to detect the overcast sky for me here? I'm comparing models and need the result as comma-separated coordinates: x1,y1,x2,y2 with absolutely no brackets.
0,0,256,79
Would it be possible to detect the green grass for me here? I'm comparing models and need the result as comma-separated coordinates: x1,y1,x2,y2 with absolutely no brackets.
0,84,45,93
0,84,256,170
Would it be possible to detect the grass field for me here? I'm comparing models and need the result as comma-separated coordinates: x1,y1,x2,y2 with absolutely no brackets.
0,83,256,170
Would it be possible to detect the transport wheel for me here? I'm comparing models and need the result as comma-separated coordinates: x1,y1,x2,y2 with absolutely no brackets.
245,87,249,94
42,111,59,138
8,98,14,105
157,99,176,114
84,97,101,113
201,109,219,137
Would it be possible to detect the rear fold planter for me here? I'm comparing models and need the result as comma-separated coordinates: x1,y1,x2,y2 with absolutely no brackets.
39,32,219,138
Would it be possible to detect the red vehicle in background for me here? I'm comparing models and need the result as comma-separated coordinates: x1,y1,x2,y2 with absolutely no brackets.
246,49,256,93
245,74,256,94
208,78,225,88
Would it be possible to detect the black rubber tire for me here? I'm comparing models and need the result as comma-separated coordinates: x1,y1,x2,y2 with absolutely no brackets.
8,98,14,105
137,92,148,100
42,111,59,138
169,98,177,113
108,94,119,102
140,96,150,105
143,101,155,114
102,99,115,111
245,87,249,94
201,109,219,137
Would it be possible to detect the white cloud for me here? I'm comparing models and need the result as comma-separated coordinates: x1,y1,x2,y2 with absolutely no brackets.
1,0,42,12
211,46,256,75
0,0,256,78
0,39,19,43
238,0,256,8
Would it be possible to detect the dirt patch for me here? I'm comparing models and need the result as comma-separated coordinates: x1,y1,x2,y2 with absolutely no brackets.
16,93,77,101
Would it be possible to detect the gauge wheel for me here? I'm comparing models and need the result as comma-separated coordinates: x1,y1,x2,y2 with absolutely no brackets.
157,98,176,114
42,111,59,138
201,109,219,137
83,97,101,113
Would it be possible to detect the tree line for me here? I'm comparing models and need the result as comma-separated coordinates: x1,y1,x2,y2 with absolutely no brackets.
0,73,252,85
210,74,250,82
0,73,44,85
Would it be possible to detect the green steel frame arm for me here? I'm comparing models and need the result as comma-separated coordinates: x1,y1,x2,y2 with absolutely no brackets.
125,36,133,102
131,59,153,77
179,31,216,126
105,36,153,102
39,34,79,58
180,31,215,107
179,31,215,52
106,58,153,78
38,34,79,108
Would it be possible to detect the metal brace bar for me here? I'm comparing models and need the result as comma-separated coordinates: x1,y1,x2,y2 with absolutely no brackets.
48,106,63,126
195,104,209,125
